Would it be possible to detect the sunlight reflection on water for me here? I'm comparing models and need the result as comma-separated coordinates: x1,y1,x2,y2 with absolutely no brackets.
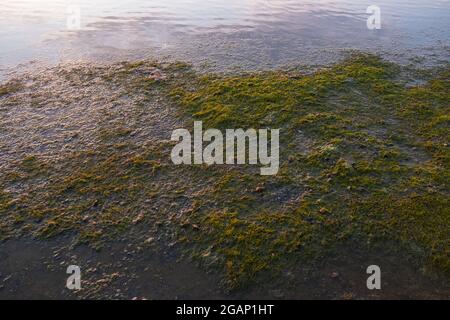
0,0,449,71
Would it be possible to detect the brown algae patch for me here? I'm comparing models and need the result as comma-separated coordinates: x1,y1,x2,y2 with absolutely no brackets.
0,54,449,290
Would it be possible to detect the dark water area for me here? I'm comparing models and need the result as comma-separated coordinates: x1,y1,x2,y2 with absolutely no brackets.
0,0,449,77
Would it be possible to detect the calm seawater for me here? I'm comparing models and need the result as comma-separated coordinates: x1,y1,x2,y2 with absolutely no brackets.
0,0,449,72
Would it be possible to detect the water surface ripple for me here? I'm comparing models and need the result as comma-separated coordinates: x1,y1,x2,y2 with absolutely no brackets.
0,0,449,73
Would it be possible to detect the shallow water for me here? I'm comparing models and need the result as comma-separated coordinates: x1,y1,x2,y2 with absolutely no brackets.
0,0,449,74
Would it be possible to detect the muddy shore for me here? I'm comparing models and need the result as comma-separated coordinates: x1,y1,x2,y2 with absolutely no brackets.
0,55,449,299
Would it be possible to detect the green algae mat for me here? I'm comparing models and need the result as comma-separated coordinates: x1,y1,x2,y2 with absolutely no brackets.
0,54,449,289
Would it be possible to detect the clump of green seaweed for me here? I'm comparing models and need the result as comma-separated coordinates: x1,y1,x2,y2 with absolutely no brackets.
0,54,448,289
0,80,22,98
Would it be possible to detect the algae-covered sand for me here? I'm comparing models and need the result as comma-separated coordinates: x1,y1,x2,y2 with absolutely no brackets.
0,54,449,298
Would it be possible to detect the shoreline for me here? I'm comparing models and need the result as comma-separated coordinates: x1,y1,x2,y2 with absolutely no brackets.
0,54,449,299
